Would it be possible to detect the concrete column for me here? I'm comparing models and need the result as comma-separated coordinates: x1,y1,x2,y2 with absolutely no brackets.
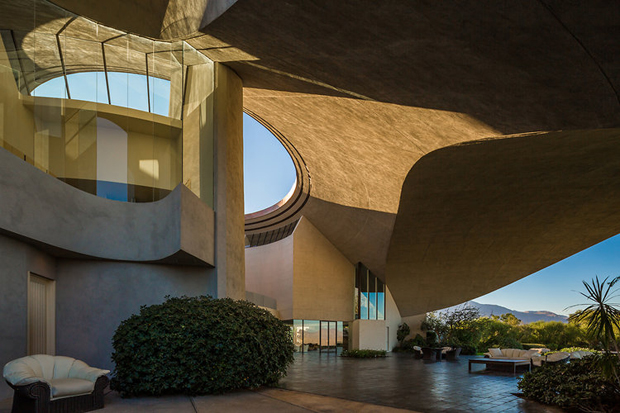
213,63,245,299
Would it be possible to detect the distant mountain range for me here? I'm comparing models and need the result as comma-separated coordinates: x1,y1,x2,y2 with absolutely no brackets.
438,301,568,324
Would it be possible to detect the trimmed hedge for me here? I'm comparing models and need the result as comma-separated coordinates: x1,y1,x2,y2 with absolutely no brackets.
110,296,294,396
341,349,387,358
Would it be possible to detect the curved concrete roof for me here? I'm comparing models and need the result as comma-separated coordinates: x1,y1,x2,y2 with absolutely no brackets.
7,0,620,315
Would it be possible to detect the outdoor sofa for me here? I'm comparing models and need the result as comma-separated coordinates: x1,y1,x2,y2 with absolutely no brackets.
570,350,594,360
531,351,570,367
483,348,544,362
3,354,110,413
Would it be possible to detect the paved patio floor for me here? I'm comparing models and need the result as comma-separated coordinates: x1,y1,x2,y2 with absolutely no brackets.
0,353,564,412
278,352,563,413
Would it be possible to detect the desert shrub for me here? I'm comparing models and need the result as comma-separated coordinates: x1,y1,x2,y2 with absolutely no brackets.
341,349,386,358
518,355,620,412
111,296,294,396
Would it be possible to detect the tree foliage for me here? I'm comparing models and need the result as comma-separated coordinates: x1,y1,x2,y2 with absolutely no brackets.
397,322,410,345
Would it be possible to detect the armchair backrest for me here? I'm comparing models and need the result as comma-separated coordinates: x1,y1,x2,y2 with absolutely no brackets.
3,355,109,386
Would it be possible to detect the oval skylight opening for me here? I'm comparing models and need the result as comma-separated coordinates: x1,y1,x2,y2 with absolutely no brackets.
244,113,297,215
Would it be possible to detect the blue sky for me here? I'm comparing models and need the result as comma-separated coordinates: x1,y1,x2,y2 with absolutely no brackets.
475,234,620,316
243,113,296,213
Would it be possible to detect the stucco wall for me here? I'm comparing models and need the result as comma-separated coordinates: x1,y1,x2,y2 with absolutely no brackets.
292,217,354,321
351,320,387,351
384,286,401,351
55,260,216,373
0,235,56,400
214,63,245,299
245,237,294,320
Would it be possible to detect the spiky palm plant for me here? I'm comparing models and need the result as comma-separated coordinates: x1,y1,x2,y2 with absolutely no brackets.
568,276,620,384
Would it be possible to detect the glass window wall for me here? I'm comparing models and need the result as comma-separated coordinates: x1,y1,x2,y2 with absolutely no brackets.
355,263,385,320
0,4,212,204
288,320,348,354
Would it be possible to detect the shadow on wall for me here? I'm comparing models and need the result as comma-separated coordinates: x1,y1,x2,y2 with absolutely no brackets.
301,196,396,281
386,128,620,316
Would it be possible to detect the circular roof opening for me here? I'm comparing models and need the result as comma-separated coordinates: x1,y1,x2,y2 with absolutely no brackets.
244,113,297,215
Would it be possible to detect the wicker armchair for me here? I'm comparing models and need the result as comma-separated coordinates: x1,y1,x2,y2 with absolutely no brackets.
3,354,110,413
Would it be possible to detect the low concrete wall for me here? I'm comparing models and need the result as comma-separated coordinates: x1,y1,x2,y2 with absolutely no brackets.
0,234,57,400
0,147,214,265
351,320,388,351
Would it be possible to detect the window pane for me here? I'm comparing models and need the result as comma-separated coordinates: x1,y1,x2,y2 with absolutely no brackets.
304,320,319,351
377,279,385,320
126,73,149,112
150,76,170,117
107,71,129,108
369,276,377,320
360,270,368,320
32,76,66,98
67,72,98,102
337,322,343,346
293,319,303,352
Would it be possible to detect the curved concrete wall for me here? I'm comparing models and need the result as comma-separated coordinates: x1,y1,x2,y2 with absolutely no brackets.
0,147,214,265
387,128,620,316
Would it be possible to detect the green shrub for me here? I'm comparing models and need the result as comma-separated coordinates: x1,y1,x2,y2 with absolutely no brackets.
518,355,620,411
341,349,386,358
397,323,410,345
395,334,426,353
559,347,598,354
110,296,294,396
426,331,438,346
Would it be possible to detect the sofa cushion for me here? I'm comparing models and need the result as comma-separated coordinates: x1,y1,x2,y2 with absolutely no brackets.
50,378,94,399
53,356,77,379
3,355,110,387
570,350,593,359
3,356,48,386
488,348,502,357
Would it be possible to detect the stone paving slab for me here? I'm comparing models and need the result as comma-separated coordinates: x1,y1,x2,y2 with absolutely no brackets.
0,387,418,413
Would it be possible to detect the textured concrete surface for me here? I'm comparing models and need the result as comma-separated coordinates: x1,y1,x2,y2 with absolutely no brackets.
0,148,214,265
3,0,620,317
292,217,354,322
55,260,216,373
213,63,246,300
387,128,620,315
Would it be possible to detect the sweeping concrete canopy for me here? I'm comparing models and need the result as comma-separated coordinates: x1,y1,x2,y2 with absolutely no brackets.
27,0,620,315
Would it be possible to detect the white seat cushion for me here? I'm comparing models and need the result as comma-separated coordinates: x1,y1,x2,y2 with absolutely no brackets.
488,348,502,357
50,378,94,399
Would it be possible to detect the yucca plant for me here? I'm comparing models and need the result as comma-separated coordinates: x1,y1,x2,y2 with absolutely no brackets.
568,276,620,384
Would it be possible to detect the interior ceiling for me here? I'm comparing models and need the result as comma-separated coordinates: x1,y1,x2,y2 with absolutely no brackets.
6,0,620,316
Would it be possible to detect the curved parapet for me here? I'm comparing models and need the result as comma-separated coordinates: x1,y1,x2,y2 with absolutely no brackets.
0,147,214,265
386,128,620,317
